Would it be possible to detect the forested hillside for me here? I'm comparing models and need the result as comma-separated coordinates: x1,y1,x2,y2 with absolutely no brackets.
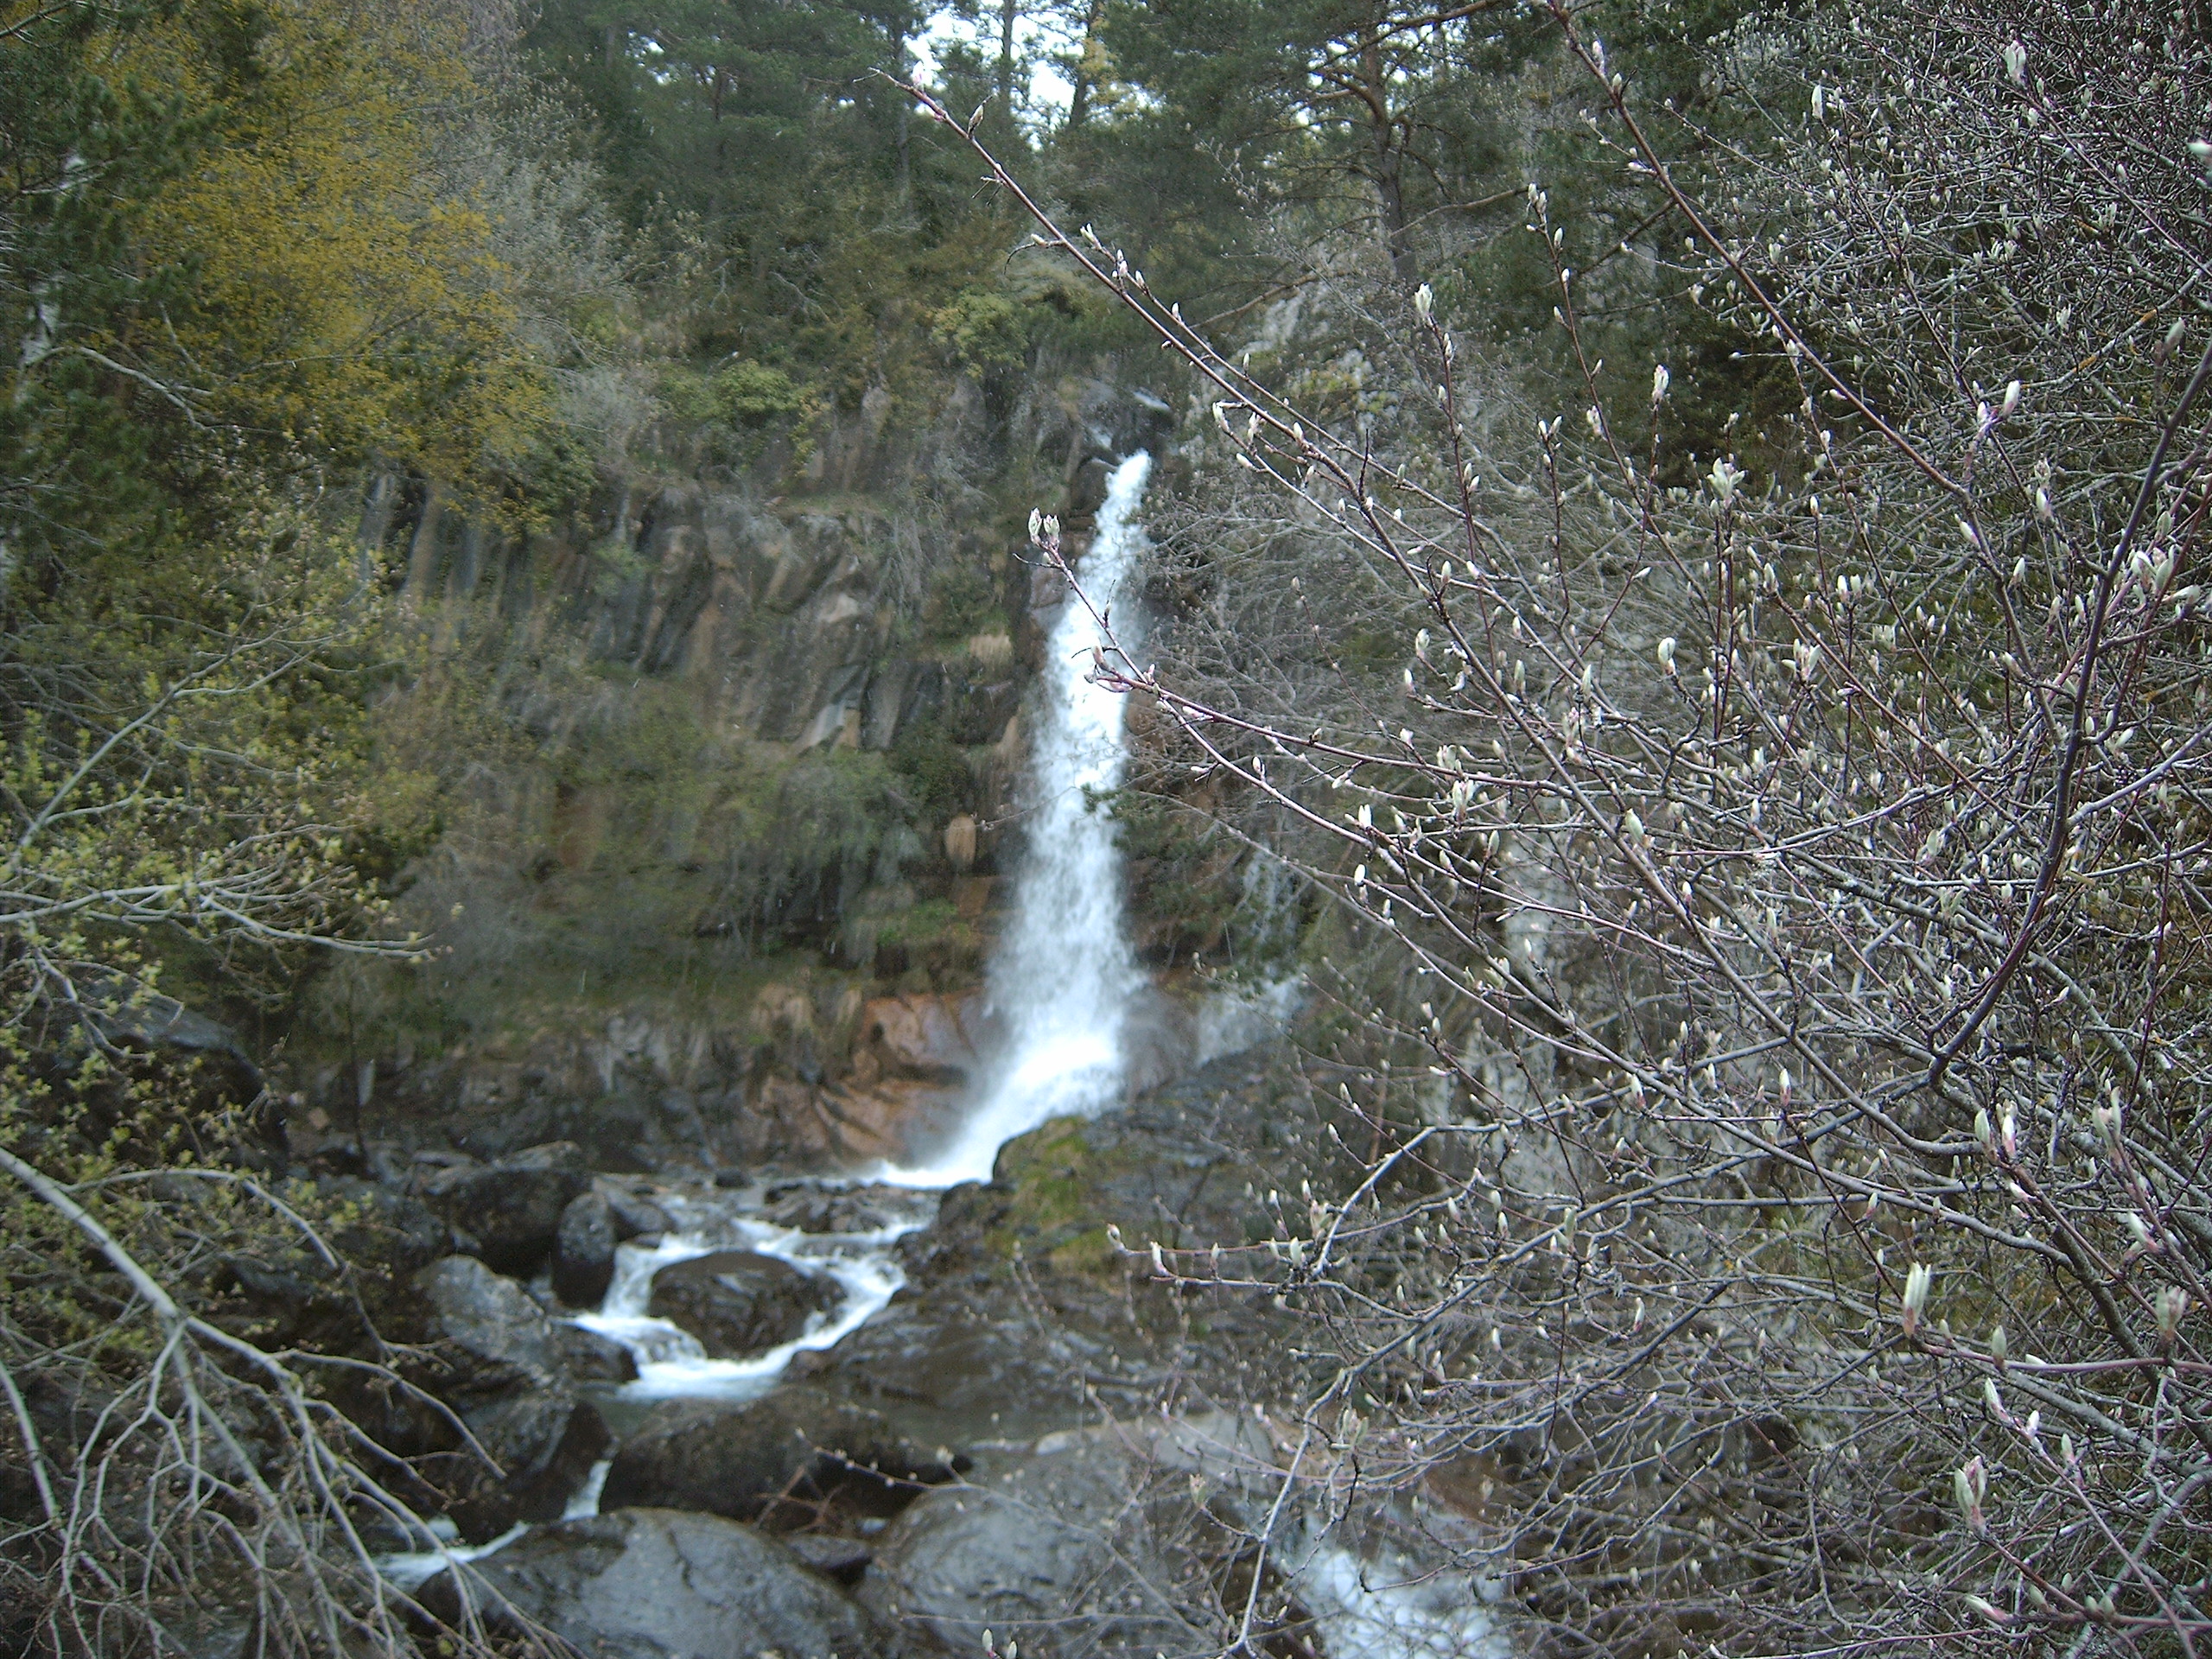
3,0,2209,1654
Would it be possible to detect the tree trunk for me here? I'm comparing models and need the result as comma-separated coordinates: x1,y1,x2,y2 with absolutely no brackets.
1065,0,1105,130
997,0,1018,110
892,22,912,205
1361,29,1415,288
405,481,445,608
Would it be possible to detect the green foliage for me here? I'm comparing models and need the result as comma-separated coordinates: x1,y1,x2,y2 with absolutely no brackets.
888,727,979,818
658,359,809,426
931,288,1034,375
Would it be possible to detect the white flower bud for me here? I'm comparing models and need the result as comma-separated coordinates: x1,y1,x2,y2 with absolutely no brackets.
2003,40,2027,85
2158,1286,2190,1340
1652,364,1670,403
1999,379,2020,418
1414,283,1433,321
1901,1262,1929,1335
1656,636,1677,673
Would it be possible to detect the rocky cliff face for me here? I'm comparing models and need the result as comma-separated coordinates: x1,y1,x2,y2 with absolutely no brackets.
286,368,1177,1175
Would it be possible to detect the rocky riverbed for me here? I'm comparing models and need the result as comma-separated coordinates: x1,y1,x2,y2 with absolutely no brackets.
294,1051,1510,1659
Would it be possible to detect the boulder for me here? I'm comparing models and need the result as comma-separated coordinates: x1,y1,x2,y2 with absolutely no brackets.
409,1256,609,1540
597,1386,960,1526
787,1292,1096,1421
783,1532,874,1585
416,1255,558,1376
605,1186,674,1241
859,1439,1185,1659
551,1321,639,1384
417,1509,892,1659
552,1190,617,1308
416,1141,589,1277
441,1386,609,1542
645,1249,836,1357
762,1182,909,1235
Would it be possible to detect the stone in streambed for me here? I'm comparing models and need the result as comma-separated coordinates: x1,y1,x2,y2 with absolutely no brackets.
408,1256,610,1540
416,1141,588,1278
605,1185,673,1240
597,1386,961,1525
782,1532,874,1584
858,1438,1184,1659
416,1508,893,1659
552,1189,617,1307
645,1249,835,1357
762,1180,907,1235
550,1320,638,1383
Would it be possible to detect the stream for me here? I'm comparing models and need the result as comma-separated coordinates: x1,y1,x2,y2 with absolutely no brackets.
378,453,1509,1657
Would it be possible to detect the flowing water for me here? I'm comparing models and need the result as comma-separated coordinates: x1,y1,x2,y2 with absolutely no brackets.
572,1189,932,1400
374,450,1497,1652
884,450,1154,1186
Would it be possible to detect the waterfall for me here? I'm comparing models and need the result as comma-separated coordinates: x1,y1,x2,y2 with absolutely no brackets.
892,452,1153,1185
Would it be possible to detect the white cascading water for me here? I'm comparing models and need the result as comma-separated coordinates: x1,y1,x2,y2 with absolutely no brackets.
888,450,1154,1186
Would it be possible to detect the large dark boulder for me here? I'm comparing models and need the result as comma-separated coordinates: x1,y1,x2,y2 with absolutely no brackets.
859,1440,1184,1659
416,1141,589,1277
407,1255,608,1540
605,1185,674,1241
786,1291,1098,1421
552,1189,618,1308
645,1249,835,1357
416,1509,893,1659
35,972,282,1171
597,1386,960,1526
551,1320,638,1383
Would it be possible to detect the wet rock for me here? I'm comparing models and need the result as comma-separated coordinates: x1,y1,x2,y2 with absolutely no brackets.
783,1533,874,1585
417,1508,893,1659
409,1255,610,1540
710,1167,749,1189
552,1190,617,1308
645,1249,836,1357
551,1321,638,1383
442,1384,609,1542
762,1182,906,1235
416,1141,589,1278
598,1386,961,1526
788,1292,1096,1421
859,1439,1185,1659
605,1185,673,1240
416,1255,559,1376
